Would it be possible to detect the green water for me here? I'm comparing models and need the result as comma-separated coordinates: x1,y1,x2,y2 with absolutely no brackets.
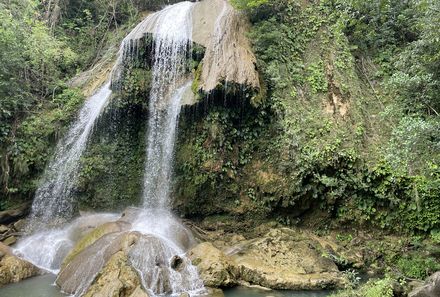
0,276,331,297
0,274,66,297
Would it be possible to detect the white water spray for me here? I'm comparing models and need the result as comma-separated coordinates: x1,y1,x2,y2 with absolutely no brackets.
29,83,112,226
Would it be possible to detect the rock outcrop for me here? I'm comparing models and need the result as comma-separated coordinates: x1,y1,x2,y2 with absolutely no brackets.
409,271,440,297
192,0,260,94
0,242,40,287
113,0,260,99
57,211,201,297
83,251,148,297
188,228,348,290
188,242,238,287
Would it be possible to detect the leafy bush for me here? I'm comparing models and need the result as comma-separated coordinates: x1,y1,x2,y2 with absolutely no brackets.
397,255,440,279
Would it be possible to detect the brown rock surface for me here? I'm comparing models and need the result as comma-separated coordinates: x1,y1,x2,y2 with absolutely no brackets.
83,251,148,297
188,228,347,290
0,243,40,287
188,242,238,287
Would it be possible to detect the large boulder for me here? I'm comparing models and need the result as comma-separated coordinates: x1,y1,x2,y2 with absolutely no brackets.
188,242,238,287
61,221,131,269
230,229,347,290
83,251,149,297
57,231,139,294
189,228,347,290
57,225,199,297
0,243,40,287
409,272,440,297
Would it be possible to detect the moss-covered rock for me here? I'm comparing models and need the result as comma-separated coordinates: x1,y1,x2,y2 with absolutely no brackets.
61,221,131,269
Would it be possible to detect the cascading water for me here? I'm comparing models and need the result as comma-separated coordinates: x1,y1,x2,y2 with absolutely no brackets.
28,83,112,227
15,2,205,296
140,2,193,208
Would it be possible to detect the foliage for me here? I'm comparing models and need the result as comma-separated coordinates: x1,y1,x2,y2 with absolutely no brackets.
330,277,395,297
230,0,269,10
397,255,440,279
172,0,440,235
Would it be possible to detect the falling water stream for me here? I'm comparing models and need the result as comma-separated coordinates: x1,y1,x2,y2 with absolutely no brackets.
28,83,112,227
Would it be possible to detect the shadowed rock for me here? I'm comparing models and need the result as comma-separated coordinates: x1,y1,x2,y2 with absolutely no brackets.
409,271,440,297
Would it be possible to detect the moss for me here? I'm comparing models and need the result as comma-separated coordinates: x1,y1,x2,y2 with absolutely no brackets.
62,222,123,269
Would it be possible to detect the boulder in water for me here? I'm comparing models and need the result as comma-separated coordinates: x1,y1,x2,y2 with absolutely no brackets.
83,251,148,297
0,243,40,287
61,220,131,269
58,228,199,296
188,242,238,287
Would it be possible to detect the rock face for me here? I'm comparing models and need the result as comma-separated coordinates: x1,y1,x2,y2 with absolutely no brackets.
188,242,238,287
409,271,440,297
192,0,260,94
118,0,260,97
188,228,347,290
0,243,40,287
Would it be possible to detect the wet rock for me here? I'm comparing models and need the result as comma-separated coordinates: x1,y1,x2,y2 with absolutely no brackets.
61,221,131,269
179,292,190,297
171,255,184,271
58,229,193,296
188,242,238,287
57,232,137,294
2,236,16,246
409,271,440,297
0,243,40,287
13,219,27,232
129,286,150,297
83,251,145,297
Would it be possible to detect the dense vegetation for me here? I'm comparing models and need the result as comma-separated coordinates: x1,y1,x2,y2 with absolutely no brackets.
0,0,141,206
175,0,440,234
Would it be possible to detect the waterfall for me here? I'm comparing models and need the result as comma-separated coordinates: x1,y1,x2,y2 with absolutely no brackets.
16,2,205,296
28,83,112,227
140,2,194,209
